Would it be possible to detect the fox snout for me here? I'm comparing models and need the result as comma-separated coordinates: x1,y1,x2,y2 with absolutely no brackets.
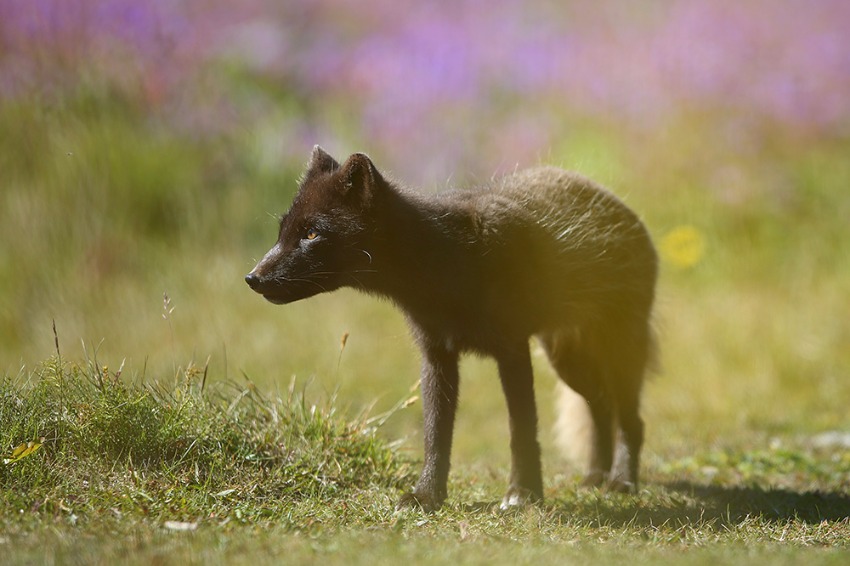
244,269,289,304
244,272,261,290
245,254,275,296
245,244,282,293
244,246,325,305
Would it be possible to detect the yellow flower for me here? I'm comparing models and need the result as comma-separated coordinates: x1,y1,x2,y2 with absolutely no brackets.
660,225,705,268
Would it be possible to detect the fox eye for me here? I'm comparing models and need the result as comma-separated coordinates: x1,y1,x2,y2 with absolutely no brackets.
304,229,319,241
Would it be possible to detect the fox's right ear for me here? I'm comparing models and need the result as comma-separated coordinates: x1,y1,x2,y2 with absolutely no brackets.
339,153,384,210
306,145,340,175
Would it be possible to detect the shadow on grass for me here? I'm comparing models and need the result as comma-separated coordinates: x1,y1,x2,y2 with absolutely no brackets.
664,482,850,523
545,482,850,527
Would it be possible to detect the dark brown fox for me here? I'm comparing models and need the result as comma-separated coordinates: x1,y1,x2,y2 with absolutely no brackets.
246,146,657,511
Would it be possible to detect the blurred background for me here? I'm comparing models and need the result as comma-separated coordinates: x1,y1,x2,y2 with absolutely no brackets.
2,0,849,469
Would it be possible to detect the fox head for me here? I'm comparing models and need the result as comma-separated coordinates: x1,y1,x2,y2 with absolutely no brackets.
245,146,384,304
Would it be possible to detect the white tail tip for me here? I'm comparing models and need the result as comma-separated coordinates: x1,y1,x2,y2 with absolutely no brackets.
553,380,593,473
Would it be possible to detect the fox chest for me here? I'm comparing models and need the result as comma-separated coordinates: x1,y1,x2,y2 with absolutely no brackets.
400,286,543,354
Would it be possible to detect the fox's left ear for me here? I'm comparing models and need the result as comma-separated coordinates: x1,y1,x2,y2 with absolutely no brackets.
339,153,384,208
307,145,340,176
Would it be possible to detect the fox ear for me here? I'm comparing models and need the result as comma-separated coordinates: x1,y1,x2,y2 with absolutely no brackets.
307,145,340,175
339,153,383,207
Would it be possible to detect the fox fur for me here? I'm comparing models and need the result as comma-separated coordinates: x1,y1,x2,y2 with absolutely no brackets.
246,146,657,511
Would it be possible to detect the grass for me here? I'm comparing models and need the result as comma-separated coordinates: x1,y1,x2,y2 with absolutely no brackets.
3,356,850,565
2,86,850,563
1,357,412,534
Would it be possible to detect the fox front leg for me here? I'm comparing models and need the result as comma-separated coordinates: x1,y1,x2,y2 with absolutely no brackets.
496,344,543,509
396,341,460,512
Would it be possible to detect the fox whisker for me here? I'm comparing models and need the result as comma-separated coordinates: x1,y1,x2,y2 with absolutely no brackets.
357,248,373,264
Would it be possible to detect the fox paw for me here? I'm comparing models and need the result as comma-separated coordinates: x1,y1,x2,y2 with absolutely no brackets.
396,491,443,513
606,478,636,494
499,486,542,511
581,470,607,488
581,471,637,493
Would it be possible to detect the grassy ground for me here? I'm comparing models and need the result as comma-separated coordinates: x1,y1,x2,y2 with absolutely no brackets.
2,88,850,563
3,358,850,565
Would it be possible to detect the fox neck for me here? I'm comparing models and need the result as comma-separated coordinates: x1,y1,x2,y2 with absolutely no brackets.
360,186,464,310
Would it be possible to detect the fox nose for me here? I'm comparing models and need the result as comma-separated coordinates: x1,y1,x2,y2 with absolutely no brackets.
245,272,261,289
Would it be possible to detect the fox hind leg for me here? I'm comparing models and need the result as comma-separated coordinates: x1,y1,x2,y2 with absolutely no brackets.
541,330,615,487
609,327,652,491
609,391,643,492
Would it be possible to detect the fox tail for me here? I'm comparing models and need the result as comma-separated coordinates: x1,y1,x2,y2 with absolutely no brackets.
552,380,593,473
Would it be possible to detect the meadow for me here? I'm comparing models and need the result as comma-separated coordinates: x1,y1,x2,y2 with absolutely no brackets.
2,1,850,563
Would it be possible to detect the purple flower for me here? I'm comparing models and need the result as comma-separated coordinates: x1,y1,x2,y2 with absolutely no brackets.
2,0,849,182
